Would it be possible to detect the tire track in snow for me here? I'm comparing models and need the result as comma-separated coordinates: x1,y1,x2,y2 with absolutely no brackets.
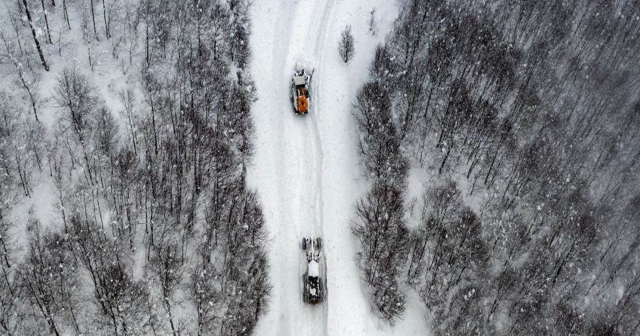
298,0,334,330
306,0,336,335
270,0,301,333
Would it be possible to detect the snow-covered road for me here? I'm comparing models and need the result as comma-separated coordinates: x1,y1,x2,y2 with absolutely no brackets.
248,0,428,335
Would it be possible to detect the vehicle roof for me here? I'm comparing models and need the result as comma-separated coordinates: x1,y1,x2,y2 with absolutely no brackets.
308,260,319,277
293,75,307,86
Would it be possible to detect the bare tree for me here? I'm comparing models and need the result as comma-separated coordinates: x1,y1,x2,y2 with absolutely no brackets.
118,88,138,155
0,203,22,335
0,94,34,197
62,0,70,29
102,0,111,38
39,0,53,44
53,66,99,184
192,178,270,335
69,215,151,335
368,9,379,36
20,218,83,336
21,0,49,71
0,29,42,122
352,182,409,323
89,0,99,40
148,236,184,336
338,25,355,63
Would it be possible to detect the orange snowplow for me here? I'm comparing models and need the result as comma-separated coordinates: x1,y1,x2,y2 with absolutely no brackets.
291,70,311,114
296,88,309,113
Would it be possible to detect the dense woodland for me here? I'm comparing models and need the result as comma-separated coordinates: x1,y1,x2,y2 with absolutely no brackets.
1,0,639,334
353,0,640,334
0,0,269,335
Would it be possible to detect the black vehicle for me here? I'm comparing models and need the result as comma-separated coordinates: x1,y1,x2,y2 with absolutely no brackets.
301,237,324,304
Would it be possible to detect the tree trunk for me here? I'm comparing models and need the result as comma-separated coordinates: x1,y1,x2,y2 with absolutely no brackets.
18,70,39,122
39,0,53,44
22,0,49,71
90,0,98,40
438,146,450,175
102,0,110,38
145,1,150,67
63,0,70,29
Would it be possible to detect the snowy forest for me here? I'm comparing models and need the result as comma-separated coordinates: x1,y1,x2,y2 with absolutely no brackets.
0,0,269,335
352,0,640,334
0,0,639,335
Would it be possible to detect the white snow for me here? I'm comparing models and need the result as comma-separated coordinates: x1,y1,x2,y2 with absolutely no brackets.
248,0,429,335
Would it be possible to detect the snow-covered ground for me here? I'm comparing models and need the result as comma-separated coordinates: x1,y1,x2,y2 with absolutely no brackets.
248,0,429,335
